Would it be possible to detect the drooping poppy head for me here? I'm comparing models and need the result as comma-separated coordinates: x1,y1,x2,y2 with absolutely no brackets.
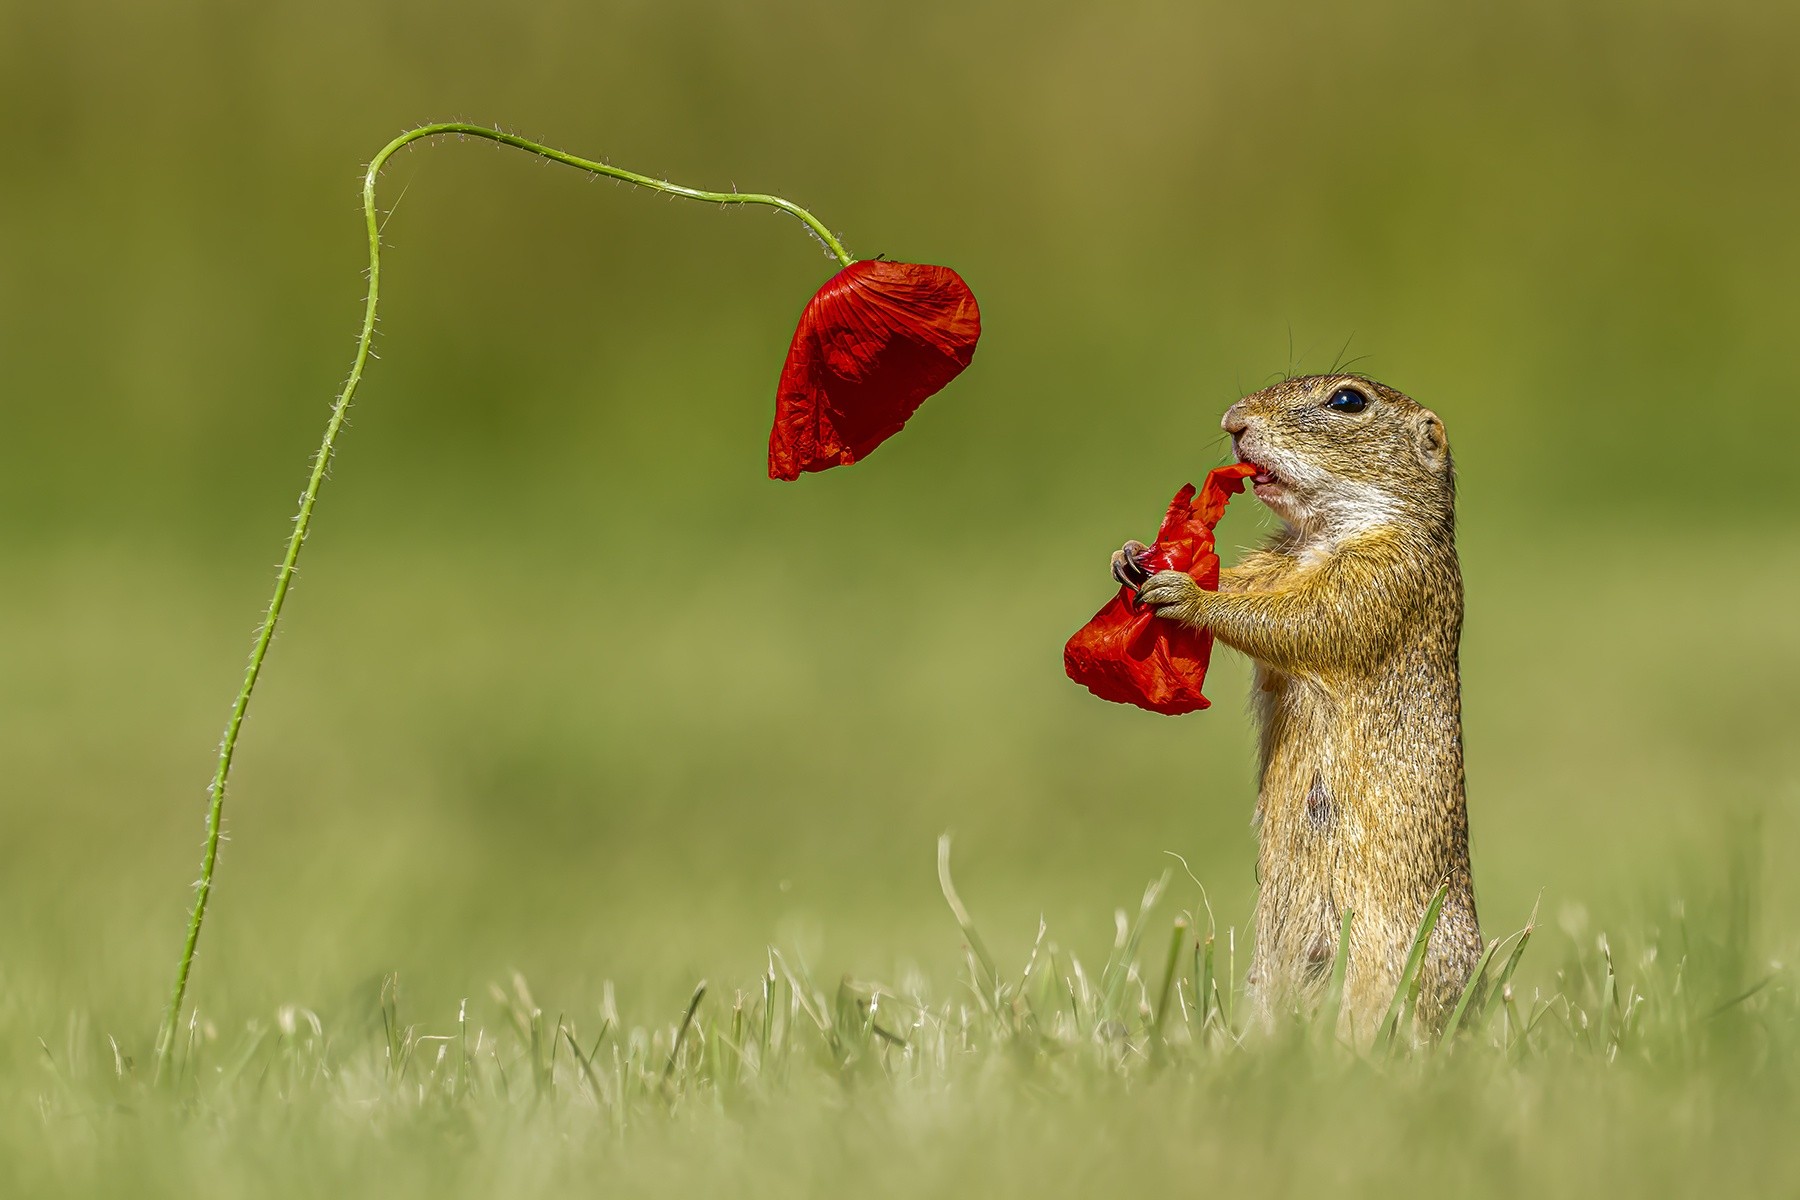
769,260,981,481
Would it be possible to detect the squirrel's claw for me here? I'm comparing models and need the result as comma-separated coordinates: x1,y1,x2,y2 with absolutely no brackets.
1136,569,1203,617
1111,539,1152,587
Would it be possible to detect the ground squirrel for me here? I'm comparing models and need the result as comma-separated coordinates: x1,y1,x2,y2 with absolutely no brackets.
1114,374,1481,1039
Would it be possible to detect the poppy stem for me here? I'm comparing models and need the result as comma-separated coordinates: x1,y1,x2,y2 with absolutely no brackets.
151,123,855,1081
387,123,856,266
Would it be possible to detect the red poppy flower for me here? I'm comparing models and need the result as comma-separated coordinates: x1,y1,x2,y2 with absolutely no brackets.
1063,462,1258,715
769,260,981,480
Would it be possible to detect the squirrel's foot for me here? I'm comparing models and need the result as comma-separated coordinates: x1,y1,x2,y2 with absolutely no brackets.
1137,569,1204,621
1111,540,1152,587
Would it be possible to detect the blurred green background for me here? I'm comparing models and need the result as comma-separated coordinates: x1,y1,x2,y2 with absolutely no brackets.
1,0,1795,1049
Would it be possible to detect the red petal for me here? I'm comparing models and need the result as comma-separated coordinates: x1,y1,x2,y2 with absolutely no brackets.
1062,463,1257,715
769,260,981,480
1194,461,1254,528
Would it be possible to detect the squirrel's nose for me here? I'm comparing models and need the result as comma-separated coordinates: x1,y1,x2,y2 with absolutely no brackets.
1221,403,1249,435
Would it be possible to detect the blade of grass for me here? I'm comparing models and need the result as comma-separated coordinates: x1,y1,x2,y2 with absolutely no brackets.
1379,882,1448,1051
1152,917,1189,1043
661,980,707,1093
1100,873,1169,1023
760,957,777,1070
1440,934,1504,1045
562,1025,610,1108
1475,917,1537,1033
1318,907,1356,1045
1597,936,1615,1055
937,835,1002,1011
1224,928,1236,1032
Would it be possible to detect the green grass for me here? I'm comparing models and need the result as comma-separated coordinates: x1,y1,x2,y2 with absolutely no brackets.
14,847,1795,1199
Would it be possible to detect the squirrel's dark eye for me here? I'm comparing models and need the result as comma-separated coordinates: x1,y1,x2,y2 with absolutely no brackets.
1325,387,1368,414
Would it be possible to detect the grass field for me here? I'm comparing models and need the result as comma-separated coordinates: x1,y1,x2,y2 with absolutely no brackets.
10,833,1797,1197
4,0,1799,1195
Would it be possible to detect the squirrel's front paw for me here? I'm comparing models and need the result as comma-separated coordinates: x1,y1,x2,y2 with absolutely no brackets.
1136,570,1203,621
1110,539,1152,587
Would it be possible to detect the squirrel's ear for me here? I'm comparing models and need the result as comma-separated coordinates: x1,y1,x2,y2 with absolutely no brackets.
1412,409,1449,473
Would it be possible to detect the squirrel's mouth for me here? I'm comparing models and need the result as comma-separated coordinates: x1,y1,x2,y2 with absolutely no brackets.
1235,445,1285,495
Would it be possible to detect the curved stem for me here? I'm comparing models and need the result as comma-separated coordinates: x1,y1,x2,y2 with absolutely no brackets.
370,124,856,267
152,124,856,1079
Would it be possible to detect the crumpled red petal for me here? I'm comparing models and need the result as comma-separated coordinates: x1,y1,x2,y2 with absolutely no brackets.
769,260,981,481
1063,463,1258,715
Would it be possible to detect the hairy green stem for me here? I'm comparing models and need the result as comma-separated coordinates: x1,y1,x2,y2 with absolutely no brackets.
152,123,855,1079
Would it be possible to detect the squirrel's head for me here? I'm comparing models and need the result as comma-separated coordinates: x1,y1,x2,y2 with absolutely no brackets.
1223,375,1453,535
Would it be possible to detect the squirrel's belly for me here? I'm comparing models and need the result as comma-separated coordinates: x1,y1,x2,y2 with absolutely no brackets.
1248,661,1481,1030
1249,673,1352,973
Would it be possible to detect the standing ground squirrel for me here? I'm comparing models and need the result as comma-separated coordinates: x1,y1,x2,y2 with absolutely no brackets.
1115,374,1481,1039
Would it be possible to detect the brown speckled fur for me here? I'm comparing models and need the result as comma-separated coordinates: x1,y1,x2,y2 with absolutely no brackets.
1135,374,1482,1042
